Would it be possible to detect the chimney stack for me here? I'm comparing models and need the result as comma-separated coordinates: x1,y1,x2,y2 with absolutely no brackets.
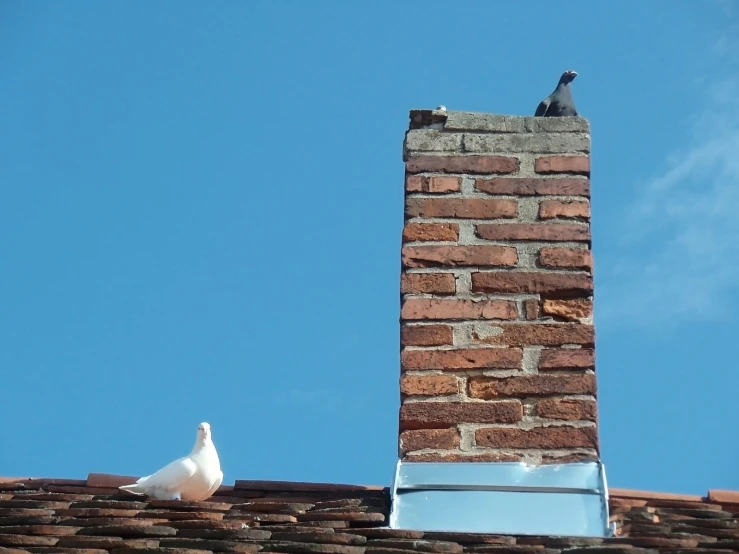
399,110,597,465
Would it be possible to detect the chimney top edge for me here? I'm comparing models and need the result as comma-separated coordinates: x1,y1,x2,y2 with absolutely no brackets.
409,109,590,134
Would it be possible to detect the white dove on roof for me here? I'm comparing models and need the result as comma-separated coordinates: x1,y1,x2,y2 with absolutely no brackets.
119,422,223,501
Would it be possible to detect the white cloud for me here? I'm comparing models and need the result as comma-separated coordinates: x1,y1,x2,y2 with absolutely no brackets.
598,66,739,328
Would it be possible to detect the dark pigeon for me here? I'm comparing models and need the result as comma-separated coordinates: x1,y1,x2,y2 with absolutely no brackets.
535,70,578,117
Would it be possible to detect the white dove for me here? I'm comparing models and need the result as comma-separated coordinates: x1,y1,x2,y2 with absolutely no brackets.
119,422,223,501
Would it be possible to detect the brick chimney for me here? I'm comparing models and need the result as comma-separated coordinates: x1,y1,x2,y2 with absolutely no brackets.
398,111,597,465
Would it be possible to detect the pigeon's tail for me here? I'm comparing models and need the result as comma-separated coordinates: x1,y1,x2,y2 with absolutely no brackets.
119,483,147,495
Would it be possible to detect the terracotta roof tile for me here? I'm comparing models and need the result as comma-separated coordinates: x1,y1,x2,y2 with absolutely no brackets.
708,490,739,504
1,474,739,554
609,488,704,502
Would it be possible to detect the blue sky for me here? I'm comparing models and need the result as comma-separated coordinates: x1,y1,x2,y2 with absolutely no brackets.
1,1,738,495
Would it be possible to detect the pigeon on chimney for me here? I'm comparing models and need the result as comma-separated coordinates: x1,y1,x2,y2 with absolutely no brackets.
534,70,578,117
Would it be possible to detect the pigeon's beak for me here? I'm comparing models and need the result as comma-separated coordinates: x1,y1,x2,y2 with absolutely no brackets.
569,71,578,78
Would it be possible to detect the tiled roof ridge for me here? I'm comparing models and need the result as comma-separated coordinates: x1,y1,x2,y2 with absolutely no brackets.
0,472,387,494
2,472,738,503
4,472,739,554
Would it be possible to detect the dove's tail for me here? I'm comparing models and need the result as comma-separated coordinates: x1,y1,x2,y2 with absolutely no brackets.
119,483,146,495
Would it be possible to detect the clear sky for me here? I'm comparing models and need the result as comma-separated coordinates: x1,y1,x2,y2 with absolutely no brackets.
1,1,738,495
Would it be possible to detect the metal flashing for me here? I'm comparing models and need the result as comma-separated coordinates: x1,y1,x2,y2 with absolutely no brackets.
390,461,611,537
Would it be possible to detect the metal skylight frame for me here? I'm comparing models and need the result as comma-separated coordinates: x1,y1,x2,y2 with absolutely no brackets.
389,461,612,537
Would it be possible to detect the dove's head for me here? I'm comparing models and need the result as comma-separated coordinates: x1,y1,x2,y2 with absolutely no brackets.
197,422,212,442
559,70,578,85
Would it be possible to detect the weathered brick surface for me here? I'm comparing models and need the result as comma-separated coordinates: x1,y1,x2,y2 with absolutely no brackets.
542,453,599,464
406,175,461,194
471,272,593,295
401,348,522,371
476,178,590,197
401,298,517,321
406,198,518,219
470,323,594,346
398,112,598,459
406,155,520,174
401,273,456,295
405,129,464,152
539,200,591,220
403,223,459,242
441,112,590,133
537,399,597,421
402,245,517,268
475,426,598,450
399,429,460,453
405,452,523,462
539,348,595,370
401,325,454,346
400,401,523,430
462,133,590,154
476,223,590,242
400,374,459,396
541,299,593,321
539,248,593,270
523,298,540,320
467,374,596,399
535,156,590,174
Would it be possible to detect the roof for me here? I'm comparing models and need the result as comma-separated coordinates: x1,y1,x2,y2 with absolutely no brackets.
2,474,739,554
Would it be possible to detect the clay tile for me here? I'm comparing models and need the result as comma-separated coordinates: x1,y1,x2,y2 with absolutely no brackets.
708,489,739,504
609,488,704,502
86,473,139,488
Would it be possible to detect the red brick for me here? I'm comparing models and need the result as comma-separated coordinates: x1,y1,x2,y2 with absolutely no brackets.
539,348,595,370
542,453,599,464
470,323,595,346
539,247,592,270
401,298,518,321
400,401,523,430
475,178,590,197
399,429,460,453
403,223,459,243
476,223,590,242
401,324,454,346
406,175,461,193
537,399,597,421
401,347,522,371
406,155,520,175
471,272,593,295
523,298,540,320
404,452,523,462
541,299,593,321
475,426,598,449
401,273,456,295
406,198,518,219
468,374,595,399
535,156,590,175
402,245,517,268
401,374,459,396
539,199,590,220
